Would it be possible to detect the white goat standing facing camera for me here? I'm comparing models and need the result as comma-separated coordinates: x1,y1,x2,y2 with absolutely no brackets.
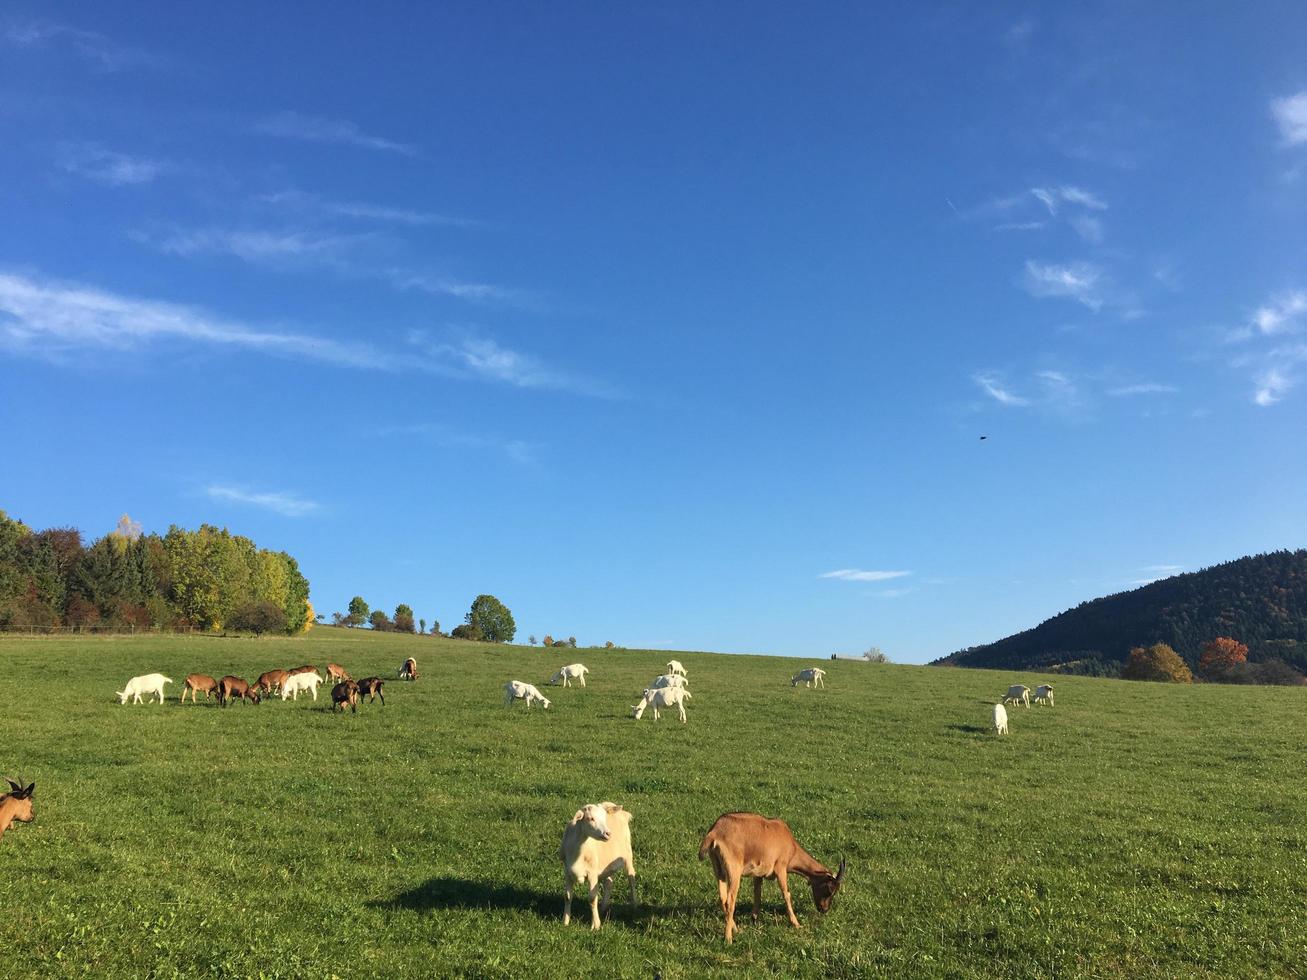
560,802,637,930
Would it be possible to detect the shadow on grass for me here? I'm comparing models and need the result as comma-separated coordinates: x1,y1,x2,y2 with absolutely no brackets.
946,723,989,735
378,877,675,922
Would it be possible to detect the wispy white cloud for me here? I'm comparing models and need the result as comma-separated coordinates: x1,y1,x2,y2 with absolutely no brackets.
1022,260,1105,311
1129,563,1184,586
1250,291,1307,337
1068,213,1104,244
259,190,477,229
254,111,415,155
57,144,167,186
406,332,603,393
385,269,519,304
874,588,914,599
134,226,369,263
1107,382,1178,396
1226,288,1307,405
375,422,538,465
974,372,1030,406
3,19,159,71
1253,366,1293,406
205,485,321,517
820,569,911,583
1271,91,1307,145
995,221,1046,232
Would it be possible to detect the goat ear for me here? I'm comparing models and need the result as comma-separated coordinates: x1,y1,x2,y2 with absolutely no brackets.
836,857,847,883
572,809,585,823
4,778,18,793
21,782,34,798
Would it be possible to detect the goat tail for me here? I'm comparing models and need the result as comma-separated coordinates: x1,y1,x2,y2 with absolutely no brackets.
698,831,716,861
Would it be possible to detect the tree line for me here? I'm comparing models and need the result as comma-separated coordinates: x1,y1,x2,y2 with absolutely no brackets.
0,511,311,634
330,593,517,643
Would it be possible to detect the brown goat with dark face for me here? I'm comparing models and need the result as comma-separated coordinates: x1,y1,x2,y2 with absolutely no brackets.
181,674,219,704
218,676,261,707
331,680,360,713
356,677,385,704
253,669,290,696
698,812,846,943
0,778,35,841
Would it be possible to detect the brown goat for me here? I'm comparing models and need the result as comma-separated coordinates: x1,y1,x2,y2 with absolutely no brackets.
398,657,418,681
181,674,219,704
218,676,261,707
287,664,318,676
0,778,35,841
356,677,385,704
253,669,290,696
326,662,350,683
698,812,846,943
331,680,360,713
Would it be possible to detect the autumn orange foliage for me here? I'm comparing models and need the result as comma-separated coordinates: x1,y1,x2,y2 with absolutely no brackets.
1121,643,1194,683
1198,636,1248,677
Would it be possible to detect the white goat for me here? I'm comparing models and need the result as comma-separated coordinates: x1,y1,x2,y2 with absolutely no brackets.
550,664,589,688
1033,684,1055,707
281,671,325,701
560,802,637,930
632,686,690,723
665,660,687,677
1002,684,1031,708
505,680,551,709
993,703,1009,735
791,667,826,688
649,673,688,690
116,673,172,705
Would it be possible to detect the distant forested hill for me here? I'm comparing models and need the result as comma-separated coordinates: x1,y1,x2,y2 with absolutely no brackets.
934,550,1307,674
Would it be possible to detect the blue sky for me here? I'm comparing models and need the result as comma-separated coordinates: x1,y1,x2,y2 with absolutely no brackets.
2,4,1306,661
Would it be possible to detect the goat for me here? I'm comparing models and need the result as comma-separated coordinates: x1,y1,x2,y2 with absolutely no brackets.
181,673,219,704
1002,684,1031,708
116,673,172,705
218,676,261,707
791,667,826,689
1033,684,1055,707
326,662,350,683
504,680,551,709
699,812,845,944
0,778,35,842
549,663,589,687
331,680,360,713
281,671,324,701
560,802,638,930
398,657,419,681
288,664,318,676
253,669,290,697
632,686,690,723
993,703,1009,735
665,659,688,677
357,677,385,704
649,673,688,690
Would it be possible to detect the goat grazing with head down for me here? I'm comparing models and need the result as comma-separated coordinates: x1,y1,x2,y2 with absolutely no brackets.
699,811,846,944
357,677,385,704
398,657,418,681
331,680,361,713
0,778,35,841
218,676,261,707
181,674,219,704
560,802,637,930
253,669,290,697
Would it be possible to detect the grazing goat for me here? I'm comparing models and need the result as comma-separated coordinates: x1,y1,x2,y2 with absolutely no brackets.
649,673,688,690
281,671,324,701
550,663,589,687
699,812,846,944
181,673,219,704
665,660,687,677
398,657,418,681
791,667,826,689
116,673,172,705
253,669,289,696
0,778,35,841
331,680,360,714
560,802,638,930
1002,684,1031,708
288,664,318,675
326,663,350,683
632,686,690,723
357,677,385,704
218,676,261,707
1033,684,1055,707
504,680,551,710
993,703,1009,735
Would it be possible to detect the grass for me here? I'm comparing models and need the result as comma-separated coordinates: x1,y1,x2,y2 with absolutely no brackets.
1,628,1305,978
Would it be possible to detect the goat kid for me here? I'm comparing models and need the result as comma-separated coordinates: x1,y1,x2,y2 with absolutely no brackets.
699,811,845,944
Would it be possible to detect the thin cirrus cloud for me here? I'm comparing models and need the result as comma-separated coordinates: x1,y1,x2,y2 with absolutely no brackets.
253,111,415,155
2,19,160,71
1129,563,1184,586
205,485,321,518
819,569,912,582
1271,91,1307,145
973,372,1030,407
975,185,1107,242
1226,288,1307,405
974,370,1085,416
0,270,604,394
259,190,477,229
1021,260,1105,311
1107,382,1178,397
57,144,168,186
375,422,538,465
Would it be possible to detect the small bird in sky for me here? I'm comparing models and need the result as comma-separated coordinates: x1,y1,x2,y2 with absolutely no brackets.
979,435,988,441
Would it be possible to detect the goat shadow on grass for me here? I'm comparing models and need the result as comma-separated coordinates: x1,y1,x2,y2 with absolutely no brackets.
946,723,990,735
377,878,675,922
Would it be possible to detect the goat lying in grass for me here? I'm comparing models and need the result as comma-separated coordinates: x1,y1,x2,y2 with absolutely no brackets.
0,778,35,841
117,673,172,705
181,674,219,704
699,811,845,943
560,802,637,930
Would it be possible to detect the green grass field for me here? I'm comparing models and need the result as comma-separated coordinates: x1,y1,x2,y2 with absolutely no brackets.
2,629,1305,978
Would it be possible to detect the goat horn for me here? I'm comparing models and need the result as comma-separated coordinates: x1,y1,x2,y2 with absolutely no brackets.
836,857,847,882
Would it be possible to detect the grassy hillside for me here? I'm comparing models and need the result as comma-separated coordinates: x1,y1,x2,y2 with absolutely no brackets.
1,629,1304,978
937,549,1307,673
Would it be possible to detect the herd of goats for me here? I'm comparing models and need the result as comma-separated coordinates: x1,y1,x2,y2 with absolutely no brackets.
0,657,1059,943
